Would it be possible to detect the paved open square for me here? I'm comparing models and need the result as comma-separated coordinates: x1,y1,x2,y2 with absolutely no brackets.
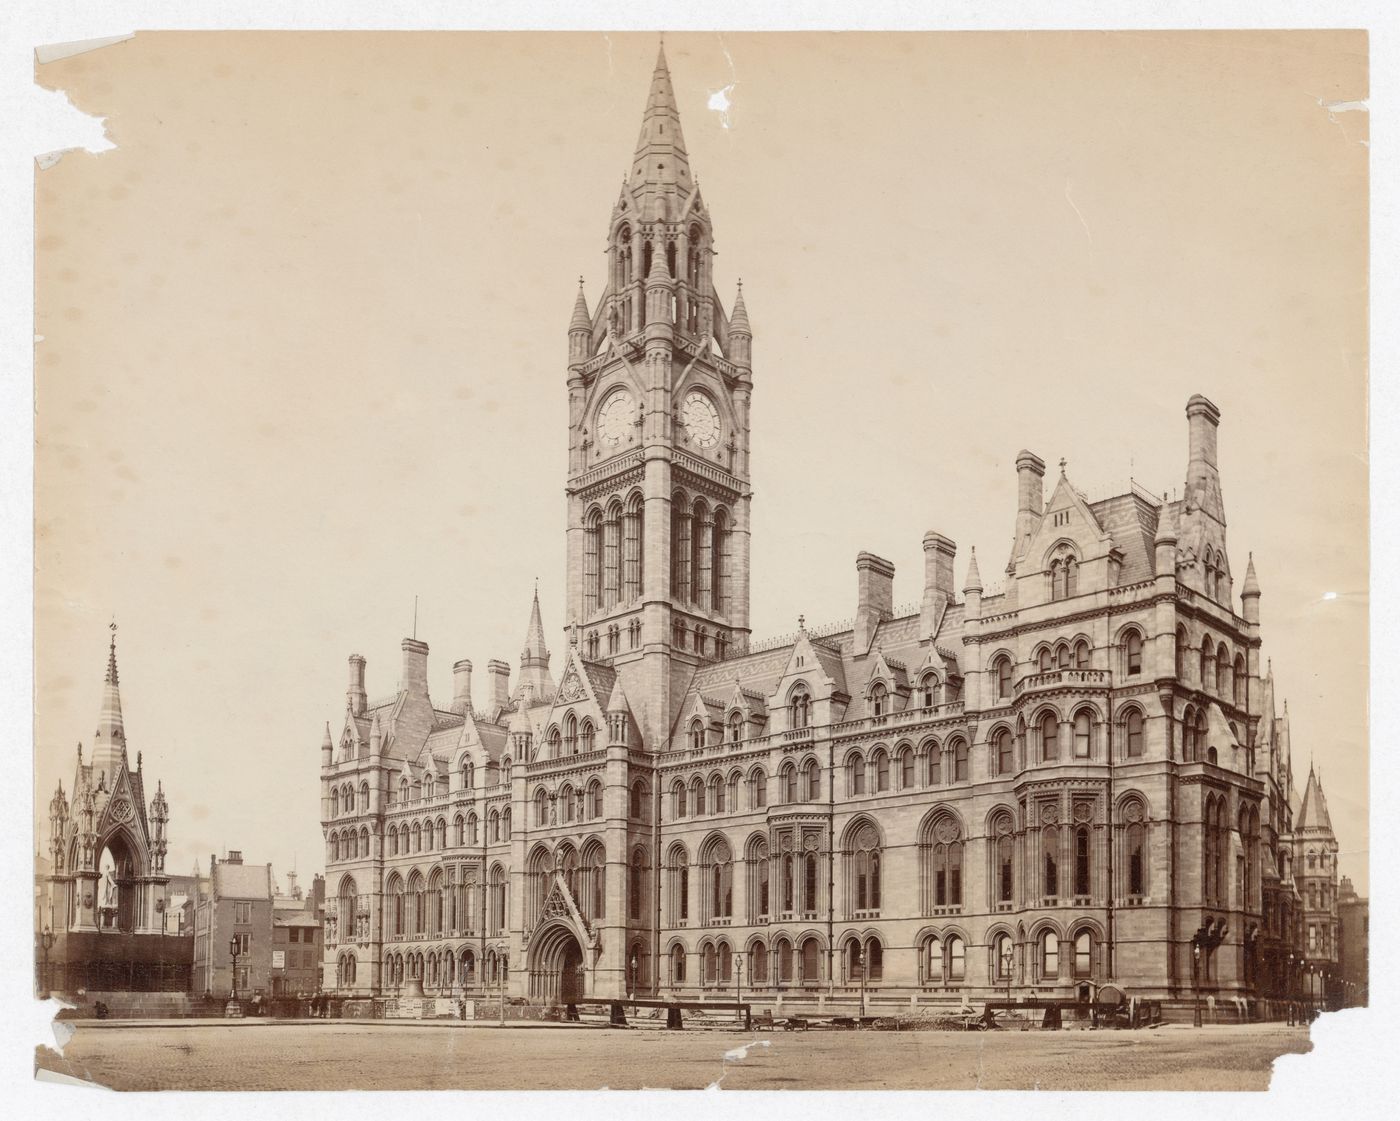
36,1021,1311,1091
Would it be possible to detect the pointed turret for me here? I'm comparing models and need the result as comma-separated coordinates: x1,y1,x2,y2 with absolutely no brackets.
962,546,983,594
91,623,127,783
727,281,752,365
517,584,555,703
1153,499,1179,576
606,676,631,747
1297,764,1335,835
321,722,333,767
568,278,593,362
1241,553,1261,624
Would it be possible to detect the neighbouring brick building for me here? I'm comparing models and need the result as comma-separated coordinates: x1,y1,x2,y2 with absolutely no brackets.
192,851,274,998
1336,875,1368,1007
316,44,1332,1015
271,872,326,996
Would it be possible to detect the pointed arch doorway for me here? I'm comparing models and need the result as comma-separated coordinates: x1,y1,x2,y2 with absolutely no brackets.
528,922,586,1006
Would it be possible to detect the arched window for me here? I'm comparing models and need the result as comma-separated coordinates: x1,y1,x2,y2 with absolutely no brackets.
995,656,1013,700
1234,654,1247,707
952,739,969,782
629,849,646,920
560,784,575,824
995,823,1015,903
803,851,819,913
748,767,767,809
750,942,769,984
1038,647,1053,672
924,817,964,909
1073,710,1092,758
1125,709,1145,757
993,932,1013,981
802,758,820,802
873,749,891,792
628,780,643,820
1200,637,1214,695
923,935,943,984
670,944,687,985
1125,630,1143,676
1056,643,1071,670
454,815,465,847
1040,712,1059,761
688,718,705,752
580,720,596,754
924,742,941,786
1074,640,1090,669
1176,625,1188,680
800,937,821,987
1216,643,1229,695
728,711,744,743
667,845,690,925
583,507,602,615
849,753,866,796
331,788,339,816
709,773,723,813
948,935,966,982
869,682,888,717
534,788,548,825
790,686,811,730
782,764,798,805
748,837,770,920
775,938,793,985
674,780,688,819
1040,930,1060,981
994,729,1014,776
691,777,706,816
898,746,915,789
920,673,939,709
849,823,882,913
623,491,644,602
1073,929,1093,978
1126,819,1147,896
702,838,733,922
1074,826,1091,897
1043,827,1060,899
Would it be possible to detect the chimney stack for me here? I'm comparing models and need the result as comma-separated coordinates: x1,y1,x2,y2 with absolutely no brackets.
226,850,243,864
451,659,474,714
919,532,957,636
854,552,895,653
486,659,511,716
400,638,429,696
1013,451,1046,562
347,654,367,716
1183,395,1226,522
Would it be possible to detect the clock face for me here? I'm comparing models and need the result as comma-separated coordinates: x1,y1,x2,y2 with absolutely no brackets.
682,391,721,449
597,390,635,447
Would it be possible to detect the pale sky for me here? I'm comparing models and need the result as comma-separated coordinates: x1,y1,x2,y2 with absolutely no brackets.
33,31,1368,892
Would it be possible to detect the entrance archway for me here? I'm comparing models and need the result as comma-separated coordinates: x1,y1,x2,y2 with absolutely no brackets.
527,922,586,1006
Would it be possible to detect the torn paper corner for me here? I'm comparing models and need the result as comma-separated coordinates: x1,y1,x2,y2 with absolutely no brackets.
33,85,116,168
36,36,135,66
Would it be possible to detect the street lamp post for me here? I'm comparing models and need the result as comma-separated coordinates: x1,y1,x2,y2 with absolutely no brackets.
229,937,242,1000
1002,945,1015,1008
1192,942,1202,1028
498,959,506,1027
40,927,56,1000
629,952,638,1002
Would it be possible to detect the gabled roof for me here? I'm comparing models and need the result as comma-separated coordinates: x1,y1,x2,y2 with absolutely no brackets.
1089,490,1161,584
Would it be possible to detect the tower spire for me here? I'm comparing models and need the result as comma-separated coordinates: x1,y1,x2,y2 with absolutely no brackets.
517,583,555,703
629,37,692,204
92,621,127,780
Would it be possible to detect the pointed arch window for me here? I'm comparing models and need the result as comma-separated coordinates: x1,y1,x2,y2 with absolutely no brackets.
996,656,1013,700
849,753,866,796
1126,709,1145,757
1040,930,1060,981
688,718,705,752
1043,826,1060,899
953,739,969,782
1074,826,1092,897
921,673,939,709
849,824,882,914
1125,630,1143,675
1126,819,1147,897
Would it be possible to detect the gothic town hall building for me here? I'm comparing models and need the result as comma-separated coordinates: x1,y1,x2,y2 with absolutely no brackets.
318,46,1332,1014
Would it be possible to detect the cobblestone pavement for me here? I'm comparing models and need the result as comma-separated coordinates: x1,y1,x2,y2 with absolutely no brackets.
36,1021,1311,1091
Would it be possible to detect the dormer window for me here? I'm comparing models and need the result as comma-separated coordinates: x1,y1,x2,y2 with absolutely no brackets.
870,682,888,718
689,718,705,752
728,711,743,743
920,674,939,709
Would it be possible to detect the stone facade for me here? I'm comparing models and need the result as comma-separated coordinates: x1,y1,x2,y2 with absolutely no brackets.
317,45,1325,1014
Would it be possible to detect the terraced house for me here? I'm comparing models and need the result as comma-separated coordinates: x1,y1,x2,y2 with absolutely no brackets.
317,45,1322,1015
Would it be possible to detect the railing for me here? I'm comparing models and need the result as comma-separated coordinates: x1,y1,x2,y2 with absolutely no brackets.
1014,669,1110,696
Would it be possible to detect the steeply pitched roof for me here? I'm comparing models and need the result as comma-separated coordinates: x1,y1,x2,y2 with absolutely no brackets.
1297,766,1335,834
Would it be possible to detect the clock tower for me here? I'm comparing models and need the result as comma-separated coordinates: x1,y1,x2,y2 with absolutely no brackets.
564,44,753,745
